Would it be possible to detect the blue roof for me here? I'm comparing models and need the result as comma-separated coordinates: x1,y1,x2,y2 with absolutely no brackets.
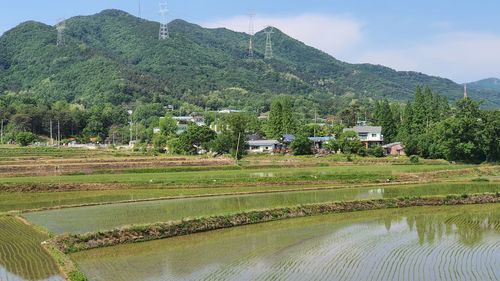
282,134,295,142
308,137,335,142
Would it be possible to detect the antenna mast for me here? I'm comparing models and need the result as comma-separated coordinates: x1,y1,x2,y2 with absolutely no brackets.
264,26,274,59
464,83,468,99
138,0,142,18
56,18,66,46
159,1,170,40
247,13,255,59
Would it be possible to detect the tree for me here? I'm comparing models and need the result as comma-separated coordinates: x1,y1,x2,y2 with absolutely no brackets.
267,98,283,139
336,131,363,154
208,132,234,155
179,125,216,154
16,132,37,146
159,114,177,137
152,134,168,152
281,97,295,134
290,135,313,155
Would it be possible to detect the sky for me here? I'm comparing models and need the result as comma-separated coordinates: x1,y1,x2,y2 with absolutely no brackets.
2,0,500,83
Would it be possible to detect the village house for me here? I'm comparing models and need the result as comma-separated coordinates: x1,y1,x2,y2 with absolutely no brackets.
343,126,383,148
382,142,405,156
172,116,205,134
247,139,281,153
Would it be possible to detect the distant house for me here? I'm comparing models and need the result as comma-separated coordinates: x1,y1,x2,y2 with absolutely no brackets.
248,140,280,153
172,116,205,134
218,109,243,114
382,142,405,156
344,126,383,148
308,136,335,149
281,134,334,151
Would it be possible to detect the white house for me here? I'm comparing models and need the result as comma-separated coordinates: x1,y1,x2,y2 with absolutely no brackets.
344,126,383,148
247,140,280,153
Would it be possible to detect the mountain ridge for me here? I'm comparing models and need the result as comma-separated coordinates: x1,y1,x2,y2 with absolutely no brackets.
1,9,499,110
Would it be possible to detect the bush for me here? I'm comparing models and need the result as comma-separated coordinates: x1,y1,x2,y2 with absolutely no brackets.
409,155,420,164
15,132,37,146
290,135,313,155
370,145,385,158
357,146,368,157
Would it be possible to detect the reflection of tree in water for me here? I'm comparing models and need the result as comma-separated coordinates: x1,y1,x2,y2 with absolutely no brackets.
407,209,499,246
380,208,499,246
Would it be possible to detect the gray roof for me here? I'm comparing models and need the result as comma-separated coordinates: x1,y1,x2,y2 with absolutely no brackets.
248,140,280,146
344,126,382,134
382,142,403,148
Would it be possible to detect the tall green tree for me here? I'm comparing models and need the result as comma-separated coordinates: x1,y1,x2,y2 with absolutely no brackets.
159,114,177,137
267,98,283,139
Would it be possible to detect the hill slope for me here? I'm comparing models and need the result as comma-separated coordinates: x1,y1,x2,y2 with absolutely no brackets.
0,9,498,110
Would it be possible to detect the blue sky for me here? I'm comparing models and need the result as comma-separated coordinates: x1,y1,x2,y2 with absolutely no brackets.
2,0,500,83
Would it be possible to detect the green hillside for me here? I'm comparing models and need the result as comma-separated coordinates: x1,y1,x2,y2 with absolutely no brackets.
0,9,499,110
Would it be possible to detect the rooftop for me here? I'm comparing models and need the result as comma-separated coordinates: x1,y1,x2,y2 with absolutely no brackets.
344,126,382,134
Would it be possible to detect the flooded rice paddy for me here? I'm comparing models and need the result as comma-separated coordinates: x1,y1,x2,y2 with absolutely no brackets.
72,204,500,281
24,182,499,234
0,216,63,281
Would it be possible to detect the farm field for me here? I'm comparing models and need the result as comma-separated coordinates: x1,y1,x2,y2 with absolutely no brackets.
71,204,500,281
23,181,500,234
0,147,498,281
0,216,64,281
0,164,486,187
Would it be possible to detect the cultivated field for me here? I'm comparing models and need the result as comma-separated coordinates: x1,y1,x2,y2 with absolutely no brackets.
0,147,498,281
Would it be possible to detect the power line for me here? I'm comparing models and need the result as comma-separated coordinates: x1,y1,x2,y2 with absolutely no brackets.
159,1,170,40
264,26,274,59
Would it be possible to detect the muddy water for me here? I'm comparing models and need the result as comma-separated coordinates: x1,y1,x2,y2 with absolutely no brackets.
24,182,499,234
72,204,500,281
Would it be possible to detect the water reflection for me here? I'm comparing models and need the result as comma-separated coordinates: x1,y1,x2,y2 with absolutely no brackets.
26,183,499,234
73,204,500,281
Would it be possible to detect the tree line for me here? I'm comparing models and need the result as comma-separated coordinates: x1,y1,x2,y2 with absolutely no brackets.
0,87,498,163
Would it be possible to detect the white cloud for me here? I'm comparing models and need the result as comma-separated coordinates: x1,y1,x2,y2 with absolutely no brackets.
201,14,364,58
356,32,500,82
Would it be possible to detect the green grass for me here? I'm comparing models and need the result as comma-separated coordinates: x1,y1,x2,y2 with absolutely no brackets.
0,165,472,186
22,182,500,234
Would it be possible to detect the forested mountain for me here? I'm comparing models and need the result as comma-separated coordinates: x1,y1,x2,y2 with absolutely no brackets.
469,78,500,91
1,9,499,111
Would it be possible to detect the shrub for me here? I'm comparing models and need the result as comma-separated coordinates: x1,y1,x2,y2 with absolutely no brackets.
290,135,313,155
409,155,420,164
369,145,385,157
15,132,37,146
357,146,368,157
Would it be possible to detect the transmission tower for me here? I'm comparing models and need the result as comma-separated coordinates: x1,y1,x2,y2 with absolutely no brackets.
138,0,142,18
56,18,66,46
159,1,170,40
264,26,274,59
247,13,255,59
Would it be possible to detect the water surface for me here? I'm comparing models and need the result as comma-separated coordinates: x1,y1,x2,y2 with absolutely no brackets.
24,182,499,234
0,217,64,281
72,204,500,281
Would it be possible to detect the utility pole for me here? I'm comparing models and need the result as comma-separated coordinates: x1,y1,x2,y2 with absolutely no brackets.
247,13,255,59
235,132,242,160
49,120,53,146
159,1,170,40
264,26,274,59
56,18,66,46
0,119,3,144
57,120,61,146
